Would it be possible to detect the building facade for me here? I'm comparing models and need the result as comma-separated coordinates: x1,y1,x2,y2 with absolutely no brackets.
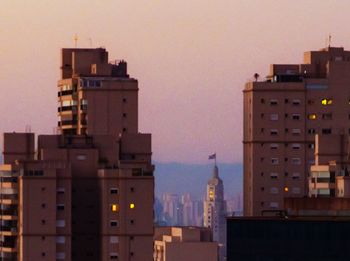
203,164,226,260
243,46,350,216
153,227,218,261
0,48,154,261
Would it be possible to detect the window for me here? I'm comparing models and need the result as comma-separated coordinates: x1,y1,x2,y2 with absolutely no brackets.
270,143,278,149
110,188,118,194
110,253,119,259
292,114,300,120
260,113,264,119
270,114,278,121
123,113,127,118
308,114,317,120
292,187,301,194
291,158,301,165
56,252,65,260
308,128,316,134
292,99,301,105
292,172,300,179
321,98,333,105
123,98,127,103
56,236,66,244
271,158,279,165
270,202,279,208
285,98,289,103
57,187,65,194
322,113,332,120
292,129,301,135
322,128,332,134
57,204,65,211
270,173,278,179
270,129,278,136
56,220,66,228
110,220,118,227
76,155,87,160
308,99,315,105
270,99,278,105
130,203,135,209
111,204,119,212
110,236,119,244
41,220,46,225
292,143,301,150
270,187,279,194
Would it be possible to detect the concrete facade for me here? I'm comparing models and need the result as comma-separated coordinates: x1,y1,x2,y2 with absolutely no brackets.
243,47,350,216
0,48,154,261
153,227,218,261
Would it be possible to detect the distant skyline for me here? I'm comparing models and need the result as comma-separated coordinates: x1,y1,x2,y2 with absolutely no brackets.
1,0,350,163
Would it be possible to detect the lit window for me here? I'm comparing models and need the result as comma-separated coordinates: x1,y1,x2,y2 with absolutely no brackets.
321,98,333,105
308,114,317,120
76,155,86,160
284,187,289,192
130,203,135,209
111,204,119,212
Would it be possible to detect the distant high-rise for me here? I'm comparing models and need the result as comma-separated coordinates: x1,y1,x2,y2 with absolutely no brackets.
0,48,154,261
203,164,226,261
243,46,350,216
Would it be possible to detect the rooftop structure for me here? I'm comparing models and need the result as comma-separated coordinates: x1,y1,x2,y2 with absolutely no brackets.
243,46,350,216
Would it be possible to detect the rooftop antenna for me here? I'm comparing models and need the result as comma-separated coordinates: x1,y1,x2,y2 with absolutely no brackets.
328,34,332,48
74,34,78,48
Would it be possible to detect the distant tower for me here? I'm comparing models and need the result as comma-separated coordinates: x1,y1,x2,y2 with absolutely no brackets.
204,155,226,261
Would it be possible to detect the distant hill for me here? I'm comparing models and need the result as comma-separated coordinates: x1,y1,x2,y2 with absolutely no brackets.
154,162,242,199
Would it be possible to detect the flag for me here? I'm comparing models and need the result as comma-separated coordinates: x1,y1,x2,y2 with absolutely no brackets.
208,153,216,160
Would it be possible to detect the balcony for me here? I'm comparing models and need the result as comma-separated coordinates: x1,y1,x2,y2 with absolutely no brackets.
57,90,73,97
58,105,78,113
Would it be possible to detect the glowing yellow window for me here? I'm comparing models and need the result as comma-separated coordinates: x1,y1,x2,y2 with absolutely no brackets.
284,187,289,192
111,204,119,212
129,203,135,209
308,114,317,120
209,190,214,200
321,99,333,105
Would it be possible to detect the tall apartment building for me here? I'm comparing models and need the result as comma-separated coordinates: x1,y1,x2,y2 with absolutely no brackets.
0,48,154,261
244,46,350,216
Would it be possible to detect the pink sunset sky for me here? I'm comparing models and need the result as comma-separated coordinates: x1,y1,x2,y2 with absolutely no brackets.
1,0,350,164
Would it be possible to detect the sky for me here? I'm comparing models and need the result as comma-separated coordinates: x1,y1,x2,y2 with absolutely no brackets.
1,0,350,164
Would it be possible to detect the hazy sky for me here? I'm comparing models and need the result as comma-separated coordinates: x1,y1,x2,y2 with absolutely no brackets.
1,0,350,163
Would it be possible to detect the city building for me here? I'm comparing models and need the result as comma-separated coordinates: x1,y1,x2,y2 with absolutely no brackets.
309,134,350,198
0,48,154,261
227,216,350,261
153,227,218,261
203,164,226,261
243,46,350,216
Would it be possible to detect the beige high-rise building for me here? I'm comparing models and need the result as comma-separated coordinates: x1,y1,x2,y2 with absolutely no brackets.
153,227,218,261
244,46,350,216
0,48,154,261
